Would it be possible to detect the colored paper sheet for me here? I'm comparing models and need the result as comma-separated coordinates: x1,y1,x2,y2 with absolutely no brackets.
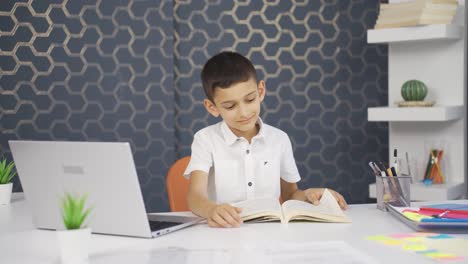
366,233,467,262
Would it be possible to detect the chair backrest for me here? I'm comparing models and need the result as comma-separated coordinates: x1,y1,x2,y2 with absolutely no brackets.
166,156,191,212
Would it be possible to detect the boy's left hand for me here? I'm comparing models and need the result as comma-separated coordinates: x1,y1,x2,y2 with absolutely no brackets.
304,188,348,210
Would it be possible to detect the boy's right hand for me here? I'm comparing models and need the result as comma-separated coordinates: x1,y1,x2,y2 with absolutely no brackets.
207,203,243,228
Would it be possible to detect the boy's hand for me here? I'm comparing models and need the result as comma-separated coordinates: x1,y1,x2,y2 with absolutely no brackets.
304,188,348,210
207,203,243,228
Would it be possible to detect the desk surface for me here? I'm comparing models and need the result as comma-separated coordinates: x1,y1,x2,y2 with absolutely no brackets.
1,194,468,264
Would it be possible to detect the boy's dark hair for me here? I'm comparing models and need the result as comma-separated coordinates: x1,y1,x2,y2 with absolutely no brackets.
201,51,257,102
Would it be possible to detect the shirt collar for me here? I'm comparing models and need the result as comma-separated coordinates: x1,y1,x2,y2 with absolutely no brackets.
221,117,265,146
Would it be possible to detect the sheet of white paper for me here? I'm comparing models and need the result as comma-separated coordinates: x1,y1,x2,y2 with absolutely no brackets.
265,241,376,264
90,241,375,264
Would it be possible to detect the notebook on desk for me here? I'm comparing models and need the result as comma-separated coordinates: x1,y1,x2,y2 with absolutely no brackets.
387,203,468,233
9,140,203,238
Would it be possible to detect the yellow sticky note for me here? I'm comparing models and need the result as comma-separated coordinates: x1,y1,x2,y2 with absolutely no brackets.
367,235,389,241
402,212,432,222
425,252,455,258
383,239,403,245
403,244,427,251
403,237,423,242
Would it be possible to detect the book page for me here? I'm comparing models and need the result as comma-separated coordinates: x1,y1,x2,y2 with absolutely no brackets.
282,189,349,222
231,197,283,222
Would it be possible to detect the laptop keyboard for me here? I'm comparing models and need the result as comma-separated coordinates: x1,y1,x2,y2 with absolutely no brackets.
148,220,181,232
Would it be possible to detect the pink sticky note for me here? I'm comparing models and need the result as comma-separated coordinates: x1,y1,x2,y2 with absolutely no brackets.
390,233,416,239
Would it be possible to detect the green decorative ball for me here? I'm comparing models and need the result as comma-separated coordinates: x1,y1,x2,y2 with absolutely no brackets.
401,80,428,101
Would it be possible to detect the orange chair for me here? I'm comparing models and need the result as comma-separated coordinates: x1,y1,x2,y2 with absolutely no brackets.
166,156,191,212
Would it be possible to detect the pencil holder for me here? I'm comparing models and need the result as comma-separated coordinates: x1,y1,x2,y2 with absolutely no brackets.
376,175,411,211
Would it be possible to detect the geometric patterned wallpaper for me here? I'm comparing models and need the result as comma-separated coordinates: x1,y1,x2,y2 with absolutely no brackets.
0,0,388,212
0,0,175,211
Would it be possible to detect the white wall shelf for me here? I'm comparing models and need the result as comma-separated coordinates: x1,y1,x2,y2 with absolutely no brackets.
369,182,466,201
367,24,463,44
368,105,464,122
366,4,466,201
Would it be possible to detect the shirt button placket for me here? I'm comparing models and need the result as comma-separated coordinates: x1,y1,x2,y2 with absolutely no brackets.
245,146,254,199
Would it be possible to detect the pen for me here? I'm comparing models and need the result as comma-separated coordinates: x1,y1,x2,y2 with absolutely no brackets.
389,166,408,206
393,149,399,174
419,207,468,219
376,162,404,201
375,162,401,201
429,149,445,184
385,166,398,191
371,162,384,176
387,167,394,177
378,162,389,176
381,162,408,207
370,162,393,201
368,162,380,176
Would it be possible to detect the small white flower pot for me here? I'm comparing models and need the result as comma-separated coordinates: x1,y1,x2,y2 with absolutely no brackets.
57,228,91,264
0,183,12,205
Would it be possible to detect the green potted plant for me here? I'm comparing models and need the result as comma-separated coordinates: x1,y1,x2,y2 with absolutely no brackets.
0,158,16,205
57,192,93,263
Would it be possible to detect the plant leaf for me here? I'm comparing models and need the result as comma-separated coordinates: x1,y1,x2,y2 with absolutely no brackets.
79,207,92,228
69,193,78,229
61,192,91,230
0,172,5,184
77,194,87,217
2,162,14,184
0,160,15,184
0,159,6,171
6,171,16,183
0,159,6,183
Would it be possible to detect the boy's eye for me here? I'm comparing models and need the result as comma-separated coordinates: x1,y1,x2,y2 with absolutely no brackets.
246,96,256,102
224,105,235,110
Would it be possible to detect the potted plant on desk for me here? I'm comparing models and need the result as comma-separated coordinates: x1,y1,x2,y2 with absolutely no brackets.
0,158,16,205
57,193,93,263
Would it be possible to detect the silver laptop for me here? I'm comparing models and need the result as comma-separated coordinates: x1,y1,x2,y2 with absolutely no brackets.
9,140,202,238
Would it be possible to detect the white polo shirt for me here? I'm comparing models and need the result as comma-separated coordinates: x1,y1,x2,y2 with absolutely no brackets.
184,118,301,204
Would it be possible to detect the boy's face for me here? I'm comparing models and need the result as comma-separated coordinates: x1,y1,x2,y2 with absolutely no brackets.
204,78,265,137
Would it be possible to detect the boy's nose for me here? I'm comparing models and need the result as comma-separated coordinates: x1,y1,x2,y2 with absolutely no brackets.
238,104,249,117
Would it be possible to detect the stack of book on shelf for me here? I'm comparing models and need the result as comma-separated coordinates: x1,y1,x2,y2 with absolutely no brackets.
374,0,458,29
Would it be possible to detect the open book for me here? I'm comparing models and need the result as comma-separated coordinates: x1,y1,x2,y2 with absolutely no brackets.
231,189,351,224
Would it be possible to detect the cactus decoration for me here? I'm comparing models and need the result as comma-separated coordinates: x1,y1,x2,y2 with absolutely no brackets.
401,80,428,101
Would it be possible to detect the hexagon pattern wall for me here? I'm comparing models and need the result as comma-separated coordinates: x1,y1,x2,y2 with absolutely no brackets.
0,0,388,211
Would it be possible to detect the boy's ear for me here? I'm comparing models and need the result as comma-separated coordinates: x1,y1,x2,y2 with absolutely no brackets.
203,99,220,117
258,80,266,102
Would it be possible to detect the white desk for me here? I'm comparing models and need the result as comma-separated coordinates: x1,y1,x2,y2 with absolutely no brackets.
1,194,467,264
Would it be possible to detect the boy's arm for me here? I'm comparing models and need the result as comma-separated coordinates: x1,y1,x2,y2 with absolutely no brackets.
280,178,301,201
280,179,348,209
187,170,243,227
187,170,217,219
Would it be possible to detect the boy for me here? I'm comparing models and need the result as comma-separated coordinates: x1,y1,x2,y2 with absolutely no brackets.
184,51,347,228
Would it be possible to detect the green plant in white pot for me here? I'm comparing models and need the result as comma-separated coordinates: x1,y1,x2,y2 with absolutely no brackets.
57,193,93,263
0,158,16,205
